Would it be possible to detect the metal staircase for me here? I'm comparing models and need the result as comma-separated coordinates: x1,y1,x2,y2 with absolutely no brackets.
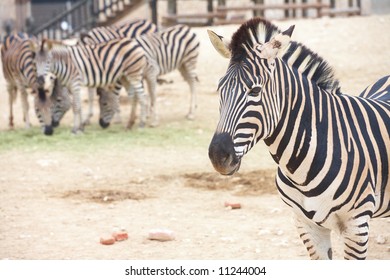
32,0,145,40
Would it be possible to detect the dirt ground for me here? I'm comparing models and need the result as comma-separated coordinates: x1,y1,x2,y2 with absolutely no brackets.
0,15,390,260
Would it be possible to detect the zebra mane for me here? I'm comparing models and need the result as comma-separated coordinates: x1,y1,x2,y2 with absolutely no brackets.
230,18,341,94
281,41,340,94
230,18,281,62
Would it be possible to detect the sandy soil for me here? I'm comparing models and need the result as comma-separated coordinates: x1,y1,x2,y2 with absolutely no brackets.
0,15,389,260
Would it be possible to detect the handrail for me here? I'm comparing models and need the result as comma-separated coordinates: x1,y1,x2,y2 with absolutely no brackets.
32,0,92,35
31,0,137,40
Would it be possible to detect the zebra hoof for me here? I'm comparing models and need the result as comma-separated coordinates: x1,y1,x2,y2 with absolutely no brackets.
186,113,195,120
82,119,91,126
126,122,136,130
149,121,159,127
71,129,83,135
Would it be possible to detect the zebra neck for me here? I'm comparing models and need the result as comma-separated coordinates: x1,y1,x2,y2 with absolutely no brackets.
51,47,77,83
264,60,340,186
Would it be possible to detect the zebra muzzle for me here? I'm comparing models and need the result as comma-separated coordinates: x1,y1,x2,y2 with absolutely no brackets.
209,132,241,175
43,125,54,136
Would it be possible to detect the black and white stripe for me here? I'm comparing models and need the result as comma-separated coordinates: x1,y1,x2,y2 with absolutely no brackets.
35,37,147,133
208,18,390,260
95,23,200,127
79,19,157,127
1,32,55,135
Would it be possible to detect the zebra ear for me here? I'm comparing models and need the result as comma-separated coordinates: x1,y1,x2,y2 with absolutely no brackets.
258,25,294,60
207,30,231,59
28,39,38,53
79,33,95,45
40,39,54,52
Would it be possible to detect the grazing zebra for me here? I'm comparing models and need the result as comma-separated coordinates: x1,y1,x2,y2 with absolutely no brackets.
79,19,158,126
97,24,200,128
207,18,390,260
35,37,147,133
1,32,54,135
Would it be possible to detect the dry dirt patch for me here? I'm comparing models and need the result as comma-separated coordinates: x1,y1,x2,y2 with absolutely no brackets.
183,170,277,196
59,170,277,204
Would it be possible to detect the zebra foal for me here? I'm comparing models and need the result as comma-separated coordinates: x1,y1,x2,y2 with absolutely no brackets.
1,33,54,135
35,37,147,133
208,18,389,259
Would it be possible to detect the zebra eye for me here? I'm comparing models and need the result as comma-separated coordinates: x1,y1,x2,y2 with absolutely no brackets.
248,86,261,97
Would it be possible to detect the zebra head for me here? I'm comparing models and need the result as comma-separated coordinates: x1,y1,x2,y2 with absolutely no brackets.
97,87,121,128
30,39,57,135
208,18,294,175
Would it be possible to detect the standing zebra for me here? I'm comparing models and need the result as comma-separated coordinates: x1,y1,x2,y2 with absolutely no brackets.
79,19,157,126
35,37,147,133
208,18,390,259
1,32,54,135
97,24,200,128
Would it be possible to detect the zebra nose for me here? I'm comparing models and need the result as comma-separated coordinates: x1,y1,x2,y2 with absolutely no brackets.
37,75,45,87
99,118,110,129
44,125,54,136
209,132,240,175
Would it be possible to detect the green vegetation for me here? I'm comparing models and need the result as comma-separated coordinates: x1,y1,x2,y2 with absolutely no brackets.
0,121,212,154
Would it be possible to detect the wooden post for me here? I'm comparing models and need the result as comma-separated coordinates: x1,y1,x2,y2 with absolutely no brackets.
207,0,213,25
284,0,289,18
167,0,177,25
318,0,324,17
356,0,361,15
150,0,158,26
252,0,264,17
302,0,307,17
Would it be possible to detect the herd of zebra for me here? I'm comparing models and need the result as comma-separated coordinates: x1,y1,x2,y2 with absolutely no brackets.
2,16,390,260
1,19,199,135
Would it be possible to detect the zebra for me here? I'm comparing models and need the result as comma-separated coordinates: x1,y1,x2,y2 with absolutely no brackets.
1,32,55,135
34,37,147,133
97,23,200,128
78,19,158,127
207,18,390,260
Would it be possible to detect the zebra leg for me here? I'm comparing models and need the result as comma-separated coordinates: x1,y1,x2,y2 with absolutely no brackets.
145,75,158,127
179,64,198,120
69,86,83,134
7,84,17,129
295,216,333,260
82,87,95,126
127,81,147,129
20,87,31,129
127,88,137,129
340,215,371,260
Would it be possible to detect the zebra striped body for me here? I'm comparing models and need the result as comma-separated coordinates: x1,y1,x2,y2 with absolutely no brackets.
135,24,199,126
35,37,147,133
97,24,200,127
79,19,157,127
82,19,157,44
1,32,54,134
208,18,389,259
